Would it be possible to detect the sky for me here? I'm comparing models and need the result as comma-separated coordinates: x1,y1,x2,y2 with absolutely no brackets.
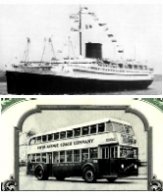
0,4,162,73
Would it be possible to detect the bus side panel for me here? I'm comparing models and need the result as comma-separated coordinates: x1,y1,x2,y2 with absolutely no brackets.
98,159,117,176
47,164,53,176
98,159,110,175
52,163,82,178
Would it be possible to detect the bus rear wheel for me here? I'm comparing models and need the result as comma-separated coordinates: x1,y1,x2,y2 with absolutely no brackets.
35,166,48,180
83,167,96,183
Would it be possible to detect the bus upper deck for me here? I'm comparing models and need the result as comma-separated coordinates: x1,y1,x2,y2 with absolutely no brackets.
28,118,136,147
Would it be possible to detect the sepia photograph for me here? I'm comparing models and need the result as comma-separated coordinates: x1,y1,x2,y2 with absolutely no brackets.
0,2,162,95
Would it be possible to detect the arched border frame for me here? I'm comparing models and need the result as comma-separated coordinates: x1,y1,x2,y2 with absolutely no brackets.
14,104,152,191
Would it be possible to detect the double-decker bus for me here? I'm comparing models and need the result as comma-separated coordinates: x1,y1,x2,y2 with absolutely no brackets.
26,118,139,183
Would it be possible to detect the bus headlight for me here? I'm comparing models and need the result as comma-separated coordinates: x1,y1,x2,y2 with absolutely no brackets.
134,164,137,169
121,164,124,169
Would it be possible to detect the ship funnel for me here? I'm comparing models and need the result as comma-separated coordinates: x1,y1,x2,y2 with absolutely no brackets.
85,43,102,59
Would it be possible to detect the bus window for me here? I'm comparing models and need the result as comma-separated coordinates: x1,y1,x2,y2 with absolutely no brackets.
82,126,89,135
101,147,109,159
53,152,59,163
42,153,47,163
74,128,81,137
29,138,36,145
60,131,66,139
90,125,97,134
120,146,137,158
36,136,41,144
82,149,89,161
42,135,47,143
67,130,73,138
66,150,73,162
47,153,52,164
120,146,131,158
54,132,59,140
90,148,98,159
110,147,114,158
36,154,41,162
98,123,105,133
48,134,53,142
74,150,80,162
120,147,125,158
60,151,65,163
115,147,118,158
110,146,118,158
31,154,35,162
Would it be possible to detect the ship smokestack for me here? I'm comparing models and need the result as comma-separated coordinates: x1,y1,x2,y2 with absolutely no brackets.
85,43,102,59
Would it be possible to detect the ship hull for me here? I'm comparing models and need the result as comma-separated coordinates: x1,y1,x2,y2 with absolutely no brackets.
6,71,153,94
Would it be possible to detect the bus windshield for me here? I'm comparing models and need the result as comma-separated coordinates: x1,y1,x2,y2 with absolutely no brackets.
120,146,138,159
112,122,134,135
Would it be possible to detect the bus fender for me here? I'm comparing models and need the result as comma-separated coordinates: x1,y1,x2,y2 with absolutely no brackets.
34,164,48,175
81,162,97,174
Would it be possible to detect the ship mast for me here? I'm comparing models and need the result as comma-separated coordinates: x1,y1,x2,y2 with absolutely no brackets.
79,6,82,56
70,6,88,56
24,37,30,62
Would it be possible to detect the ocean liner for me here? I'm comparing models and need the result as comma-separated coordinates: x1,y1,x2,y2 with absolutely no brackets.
6,6,154,94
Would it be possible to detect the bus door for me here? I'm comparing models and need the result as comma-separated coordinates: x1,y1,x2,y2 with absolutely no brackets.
47,152,53,175
99,145,110,175
101,146,110,159
109,145,118,175
99,145,117,175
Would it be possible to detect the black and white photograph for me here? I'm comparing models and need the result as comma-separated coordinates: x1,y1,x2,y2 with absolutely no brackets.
19,105,148,190
1,98,163,191
0,0,163,193
2,98,163,191
0,2,162,94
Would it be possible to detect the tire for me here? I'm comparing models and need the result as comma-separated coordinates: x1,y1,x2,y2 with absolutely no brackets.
107,178,116,183
35,166,48,180
83,167,96,183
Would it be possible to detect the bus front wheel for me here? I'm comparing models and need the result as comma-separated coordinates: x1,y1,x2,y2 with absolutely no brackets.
35,166,48,180
83,167,96,183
